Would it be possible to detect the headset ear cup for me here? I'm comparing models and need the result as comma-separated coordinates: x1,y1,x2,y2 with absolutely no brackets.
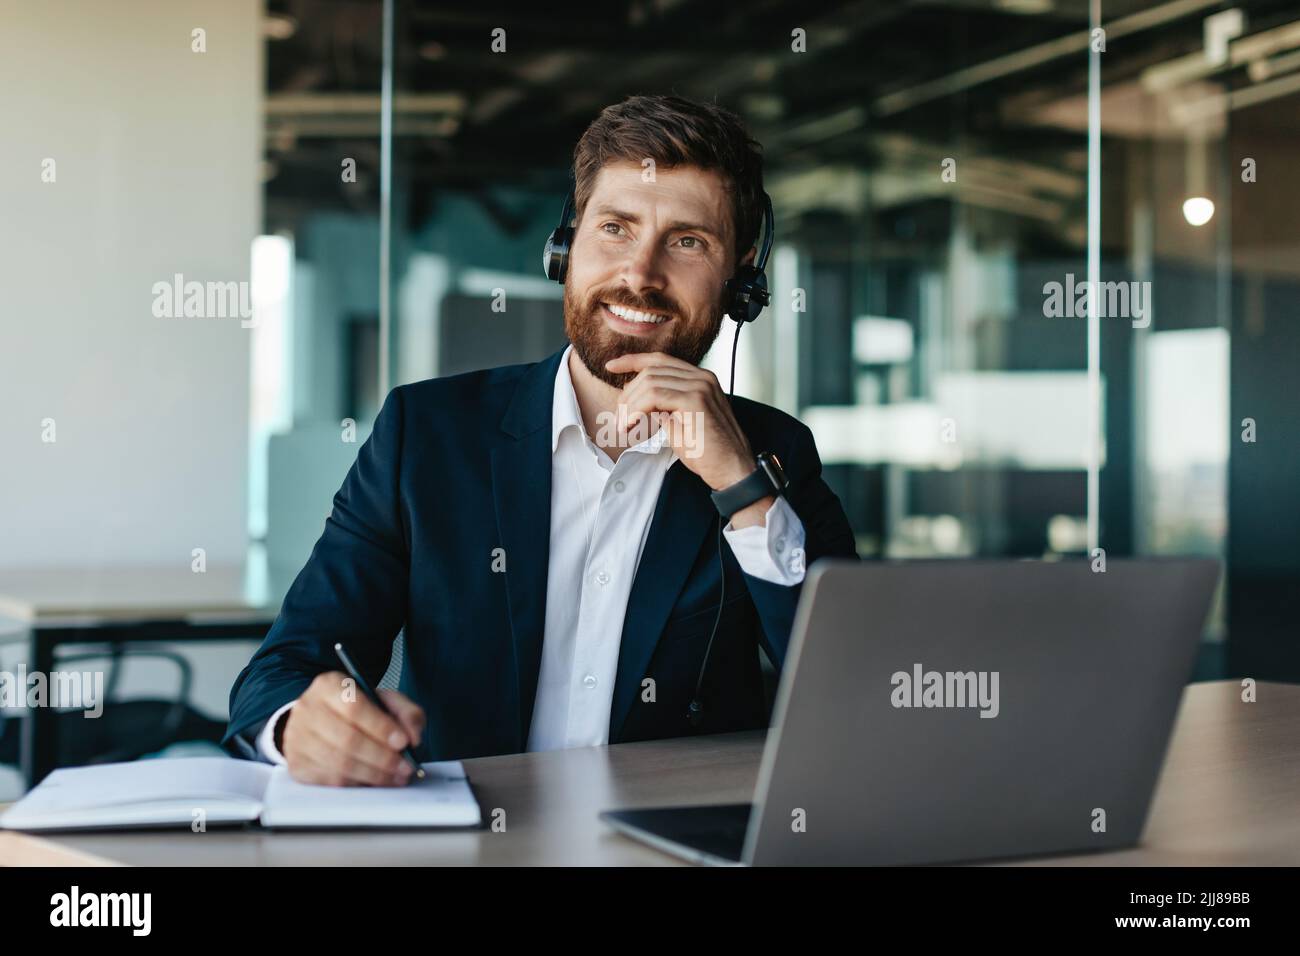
725,266,770,324
554,229,571,282
543,226,573,283
544,188,577,283
745,268,769,323
542,234,555,279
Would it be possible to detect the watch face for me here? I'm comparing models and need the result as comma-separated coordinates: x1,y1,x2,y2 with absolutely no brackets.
759,452,788,491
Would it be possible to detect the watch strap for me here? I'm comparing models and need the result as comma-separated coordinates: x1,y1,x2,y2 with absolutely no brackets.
711,460,780,520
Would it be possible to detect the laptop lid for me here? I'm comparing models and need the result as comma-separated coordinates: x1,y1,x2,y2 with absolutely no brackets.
743,558,1219,866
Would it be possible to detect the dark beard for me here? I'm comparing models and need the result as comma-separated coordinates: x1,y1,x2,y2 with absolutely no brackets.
563,281,725,388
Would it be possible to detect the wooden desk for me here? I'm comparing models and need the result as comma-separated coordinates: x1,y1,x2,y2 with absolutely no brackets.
0,564,279,625
2,680,1297,866
0,564,280,786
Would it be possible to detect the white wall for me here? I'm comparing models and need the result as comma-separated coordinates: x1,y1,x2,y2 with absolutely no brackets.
0,0,262,569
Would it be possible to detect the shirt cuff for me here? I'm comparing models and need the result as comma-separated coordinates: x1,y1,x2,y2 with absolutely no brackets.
722,496,807,586
256,700,296,765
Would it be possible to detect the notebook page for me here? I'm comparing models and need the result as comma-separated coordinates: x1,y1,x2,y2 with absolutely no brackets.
259,760,481,828
0,758,271,830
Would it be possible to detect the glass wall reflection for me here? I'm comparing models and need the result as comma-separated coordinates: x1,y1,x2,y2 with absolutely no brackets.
251,0,1300,680
254,3,386,585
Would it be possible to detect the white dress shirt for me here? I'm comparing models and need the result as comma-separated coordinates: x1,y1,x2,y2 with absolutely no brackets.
257,346,806,762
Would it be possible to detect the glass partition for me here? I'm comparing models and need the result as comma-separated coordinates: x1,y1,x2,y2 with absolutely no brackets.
358,1,1300,682
253,3,386,584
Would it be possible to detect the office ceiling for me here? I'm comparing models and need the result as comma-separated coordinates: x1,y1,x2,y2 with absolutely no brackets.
261,0,1300,242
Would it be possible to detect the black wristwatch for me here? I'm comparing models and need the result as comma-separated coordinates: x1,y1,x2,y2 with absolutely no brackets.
710,452,789,520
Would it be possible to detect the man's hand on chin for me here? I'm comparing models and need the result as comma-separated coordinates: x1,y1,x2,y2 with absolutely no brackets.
604,351,771,529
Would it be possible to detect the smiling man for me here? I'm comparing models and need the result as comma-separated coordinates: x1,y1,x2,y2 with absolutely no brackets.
224,94,857,786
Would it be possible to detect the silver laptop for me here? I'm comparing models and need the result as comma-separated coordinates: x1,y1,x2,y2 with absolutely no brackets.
600,558,1219,865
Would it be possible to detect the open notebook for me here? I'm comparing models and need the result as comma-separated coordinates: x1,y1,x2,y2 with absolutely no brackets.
0,757,482,831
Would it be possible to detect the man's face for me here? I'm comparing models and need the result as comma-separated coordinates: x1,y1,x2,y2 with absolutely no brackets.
563,161,742,388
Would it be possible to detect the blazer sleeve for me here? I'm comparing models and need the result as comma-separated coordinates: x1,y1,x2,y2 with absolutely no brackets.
743,418,858,668
222,387,411,756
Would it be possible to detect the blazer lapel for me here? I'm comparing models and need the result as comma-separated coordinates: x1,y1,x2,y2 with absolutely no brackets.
609,461,716,740
491,350,565,750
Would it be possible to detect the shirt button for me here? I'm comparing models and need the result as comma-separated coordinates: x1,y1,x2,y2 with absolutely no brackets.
594,570,610,586
582,674,598,689
614,480,626,493
775,535,787,553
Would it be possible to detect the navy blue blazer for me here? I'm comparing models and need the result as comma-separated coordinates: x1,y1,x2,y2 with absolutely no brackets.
224,348,857,761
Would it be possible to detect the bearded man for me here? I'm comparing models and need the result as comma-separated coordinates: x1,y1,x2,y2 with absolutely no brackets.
224,94,857,785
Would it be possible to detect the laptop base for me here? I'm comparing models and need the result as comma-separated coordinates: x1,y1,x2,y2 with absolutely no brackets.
598,804,752,866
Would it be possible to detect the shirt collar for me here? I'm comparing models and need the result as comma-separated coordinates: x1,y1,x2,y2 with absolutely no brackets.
551,345,677,464
551,345,585,454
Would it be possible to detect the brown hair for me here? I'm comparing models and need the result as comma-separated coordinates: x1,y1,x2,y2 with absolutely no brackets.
572,94,765,264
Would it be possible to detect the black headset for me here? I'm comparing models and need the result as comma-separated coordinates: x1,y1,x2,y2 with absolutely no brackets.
543,188,774,323
543,184,777,730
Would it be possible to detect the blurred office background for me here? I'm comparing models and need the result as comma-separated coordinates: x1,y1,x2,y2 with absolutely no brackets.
1,0,1297,792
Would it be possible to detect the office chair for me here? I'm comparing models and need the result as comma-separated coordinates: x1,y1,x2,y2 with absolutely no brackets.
0,645,227,770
